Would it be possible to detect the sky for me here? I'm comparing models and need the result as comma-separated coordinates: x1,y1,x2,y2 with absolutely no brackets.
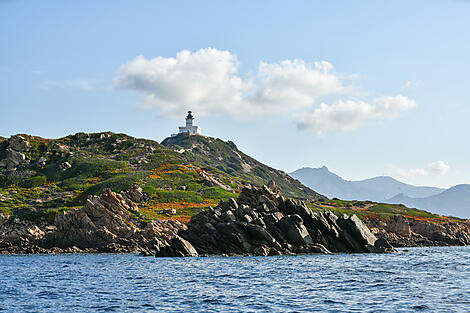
1,0,469,188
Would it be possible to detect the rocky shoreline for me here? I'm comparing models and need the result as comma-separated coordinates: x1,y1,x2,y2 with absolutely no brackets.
0,187,186,255
0,182,468,256
155,182,396,257
368,214,470,247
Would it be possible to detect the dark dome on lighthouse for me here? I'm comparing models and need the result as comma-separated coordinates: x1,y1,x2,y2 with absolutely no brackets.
186,111,194,119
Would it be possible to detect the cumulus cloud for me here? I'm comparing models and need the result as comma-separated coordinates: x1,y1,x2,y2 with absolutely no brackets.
251,60,345,113
394,160,450,178
114,48,346,117
114,49,246,116
114,48,416,134
296,95,416,135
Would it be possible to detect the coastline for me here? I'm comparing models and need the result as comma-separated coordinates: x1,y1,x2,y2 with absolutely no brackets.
2,183,468,256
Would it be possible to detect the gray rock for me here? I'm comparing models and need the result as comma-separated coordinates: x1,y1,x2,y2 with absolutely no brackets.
9,135,30,152
158,183,392,257
223,210,236,222
155,235,198,257
339,214,377,247
0,148,25,169
278,215,313,246
243,214,252,223
228,198,238,210
59,161,72,171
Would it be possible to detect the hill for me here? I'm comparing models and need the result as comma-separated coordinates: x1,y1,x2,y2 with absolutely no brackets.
161,134,323,200
0,132,322,223
1,132,469,252
289,166,444,201
387,184,470,219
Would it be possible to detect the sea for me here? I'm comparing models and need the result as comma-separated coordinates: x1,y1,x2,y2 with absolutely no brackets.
1,246,469,312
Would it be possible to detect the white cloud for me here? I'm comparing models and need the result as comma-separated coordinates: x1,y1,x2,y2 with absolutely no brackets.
250,59,346,113
113,48,346,117
296,95,416,135
394,160,450,178
114,49,246,117
427,160,450,176
114,48,416,134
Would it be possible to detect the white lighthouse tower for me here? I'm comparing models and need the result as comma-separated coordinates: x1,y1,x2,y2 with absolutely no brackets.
176,111,201,135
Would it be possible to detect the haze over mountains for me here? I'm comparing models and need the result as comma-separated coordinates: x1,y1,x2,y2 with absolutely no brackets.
290,166,470,219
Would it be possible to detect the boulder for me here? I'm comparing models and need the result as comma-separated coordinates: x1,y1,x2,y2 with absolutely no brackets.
122,185,144,203
0,148,26,169
278,215,313,246
9,135,30,152
156,235,198,257
386,215,412,237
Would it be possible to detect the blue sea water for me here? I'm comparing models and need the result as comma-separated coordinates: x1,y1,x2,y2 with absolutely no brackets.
0,246,469,312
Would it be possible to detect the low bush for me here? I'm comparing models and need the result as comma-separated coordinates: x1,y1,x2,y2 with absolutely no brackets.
19,175,47,188
85,171,149,195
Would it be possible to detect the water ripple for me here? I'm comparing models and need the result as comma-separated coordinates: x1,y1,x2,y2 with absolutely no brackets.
0,246,469,312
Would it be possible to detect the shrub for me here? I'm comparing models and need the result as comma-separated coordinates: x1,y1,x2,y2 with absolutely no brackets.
59,177,90,191
61,158,126,180
85,171,149,195
152,190,203,203
19,175,47,188
199,187,237,201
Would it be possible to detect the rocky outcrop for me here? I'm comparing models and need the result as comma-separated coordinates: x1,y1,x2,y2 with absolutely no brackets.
370,214,470,247
0,188,186,254
156,182,395,257
0,135,30,170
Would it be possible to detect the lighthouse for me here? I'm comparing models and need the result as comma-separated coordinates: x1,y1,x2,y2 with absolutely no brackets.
175,111,202,135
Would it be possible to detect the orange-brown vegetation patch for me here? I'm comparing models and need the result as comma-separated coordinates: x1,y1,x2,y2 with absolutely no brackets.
148,163,203,179
147,200,219,210
160,216,191,224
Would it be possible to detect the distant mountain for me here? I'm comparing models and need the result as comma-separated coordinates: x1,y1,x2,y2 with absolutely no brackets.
289,166,443,202
386,184,470,218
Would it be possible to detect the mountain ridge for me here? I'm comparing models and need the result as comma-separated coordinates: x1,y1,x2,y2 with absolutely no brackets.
386,184,470,218
289,166,443,201
290,166,470,218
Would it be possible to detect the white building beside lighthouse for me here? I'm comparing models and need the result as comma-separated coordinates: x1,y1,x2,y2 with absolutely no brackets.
172,111,201,136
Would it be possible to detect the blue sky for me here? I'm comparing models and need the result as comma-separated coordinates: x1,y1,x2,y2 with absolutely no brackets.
1,0,469,188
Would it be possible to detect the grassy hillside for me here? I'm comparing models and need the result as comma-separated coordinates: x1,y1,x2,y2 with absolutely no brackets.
161,134,323,200
0,132,241,223
1,132,462,227
308,198,465,225
0,132,321,224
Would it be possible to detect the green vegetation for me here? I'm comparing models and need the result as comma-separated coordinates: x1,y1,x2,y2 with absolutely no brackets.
19,175,47,188
161,134,322,199
1,132,458,226
0,133,240,223
308,198,464,224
